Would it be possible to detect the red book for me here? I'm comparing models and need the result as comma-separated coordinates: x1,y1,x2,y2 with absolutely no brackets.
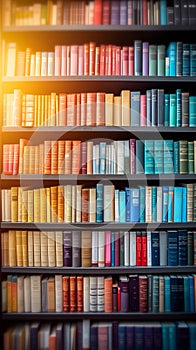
114,232,120,266
66,93,77,126
141,232,147,266
100,45,106,75
102,0,110,24
96,92,105,126
70,276,77,312
136,232,142,266
140,94,147,126
80,92,87,126
142,0,148,25
84,43,89,75
95,46,100,75
117,286,121,312
130,138,136,174
62,276,69,312
94,0,103,24
89,42,96,75
77,276,83,312
86,92,96,126
122,46,129,76
128,46,134,76
139,275,148,312
66,45,70,76
105,44,112,75
112,45,117,75
72,140,81,174
81,142,87,174
115,46,121,75
58,93,67,126
81,188,89,222
57,140,65,174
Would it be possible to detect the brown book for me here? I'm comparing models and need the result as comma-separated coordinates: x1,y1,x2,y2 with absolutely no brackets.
104,276,113,312
51,186,58,222
81,188,89,222
62,276,69,312
57,140,65,174
44,140,51,174
47,277,55,312
96,92,105,126
70,276,77,312
81,231,92,267
77,276,83,312
71,140,81,174
64,140,72,174
21,231,28,267
8,230,16,266
80,92,87,126
51,141,58,174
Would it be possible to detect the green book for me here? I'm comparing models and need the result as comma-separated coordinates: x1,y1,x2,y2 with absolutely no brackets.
189,95,196,127
188,141,194,174
157,45,166,76
179,140,188,174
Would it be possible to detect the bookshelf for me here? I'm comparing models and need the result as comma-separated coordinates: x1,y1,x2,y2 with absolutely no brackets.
1,0,196,348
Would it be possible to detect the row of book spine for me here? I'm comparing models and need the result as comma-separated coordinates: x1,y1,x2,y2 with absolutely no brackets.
2,184,196,223
4,41,196,78
2,230,196,268
3,89,196,127
3,320,196,350
3,0,196,27
2,273,196,313
3,138,196,176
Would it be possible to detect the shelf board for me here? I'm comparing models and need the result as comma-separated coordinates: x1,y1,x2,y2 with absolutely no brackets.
3,24,196,33
2,312,196,321
3,76,196,83
1,222,196,231
2,266,196,275
1,174,196,182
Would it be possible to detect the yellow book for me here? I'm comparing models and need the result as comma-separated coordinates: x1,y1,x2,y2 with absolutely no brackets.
121,90,130,126
11,187,18,222
40,188,47,223
76,184,82,222
27,189,34,222
105,93,114,126
34,146,39,175
46,187,51,222
57,186,64,222
8,230,16,266
21,189,28,223
33,231,41,266
113,95,122,126
27,231,34,266
18,138,28,174
64,185,72,223
16,231,23,266
21,231,28,267
29,145,36,174
6,42,16,77
33,188,40,222
50,186,58,222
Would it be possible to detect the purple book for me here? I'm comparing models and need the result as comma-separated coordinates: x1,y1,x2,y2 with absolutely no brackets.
129,274,139,311
142,42,149,76
63,231,72,266
56,323,63,350
111,0,120,25
119,276,129,312
120,0,127,25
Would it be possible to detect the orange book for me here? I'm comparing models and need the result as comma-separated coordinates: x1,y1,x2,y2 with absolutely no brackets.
81,188,89,222
47,277,55,312
71,140,81,174
38,144,44,174
70,276,77,312
58,93,67,126
77,276,83,312
44,140,51,174
13,143,19,175
50,186,58,222
67,93,77,126
104,276,113,312
64,140,72,174
57,185,64,222
96,92,105,126
57,140,65,174
121,90,131,126
80,92,87,126
86,92,96,126
51,141,58,174
8,230,16,266
49,327,57,350
21,231,28,266
95,46,100,75
62,276,69,312
18,138,28,174
11,275,17,312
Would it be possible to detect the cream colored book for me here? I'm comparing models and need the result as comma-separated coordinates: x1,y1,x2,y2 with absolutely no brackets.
55,275,63,312
33,231,41,266
11,187,18,222
40,231,48,267
30,275,41,312
27,231,34,266
17,275,24,312
105,93,114,126
121,90,130,126
48,231,56,267
55,231,63,267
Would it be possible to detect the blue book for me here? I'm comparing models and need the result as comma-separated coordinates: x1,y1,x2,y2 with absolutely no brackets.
157,88,165,125
119,190,126,222
182,186,187,222
118,323,126,349
167,42,177,76
154,140,164,174
90,324,98,349
182,43,190,76
167,230,178,266
177,275,184,311
169,93,176,127
170,275,178,312
162,186,169,222
146,90,152,126
125,187,131,222
99,142,106,174
164,275,171,312
189,96,196,127
131,91,140,126
151,187,157,222
176,88,182,127
119,0,127,25
164,140,174,174
139,186,145,222
126,324,134,349
134,40,142,76
151,231,160,266
136,140,144,174
168,186,174,223
164,93,170,126
144,140,154,174
188,322,196,350
153,322,162,349
173,187,183,222
96,183,103,222
130,188,140,222
190,43,196,76
173,141,179,173
134,324,144,350
178,230,188,265
111,232,115,267
189,275,195,312
183,275,190,312
160,0,167,24
152,275,159,312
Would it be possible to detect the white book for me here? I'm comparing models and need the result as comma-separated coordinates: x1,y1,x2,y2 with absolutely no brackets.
6,42,16,77
33,231,41,266
117,140,124,174
76,185,82,222
55,231,63,267
1,189,5,221
90,276,97,312
157,186,163,222
103,185,115,222
92,231,98,267
93,144,99,174
98,231,105,267
40,231,48,267
30,275,41,312
30,54,35,76
41,52,48,76
83,276,90,312
48,52,55,76
129,231,136,266
28,231,34,266
124,231,130,266
55,275,62,312
24,276,31,312
145,186,152,222
5,189,11,222
38,324,51,350
147,231,152,266
48,231,56,267
97,276,104,312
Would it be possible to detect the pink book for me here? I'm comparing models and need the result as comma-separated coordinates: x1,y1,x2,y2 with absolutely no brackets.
122,46,128,76
70,45,78,76
61,45,67,76
102,0,110,24
84,43,89,75
89,42,96,75
130,138,136,174
105,231,111,267
128,46,134,76
66,45,70,76
54,45,62,76
140,94,147,126
100,45,106,75
115,232,120,266
78,45,84,75
115,46,121,75
95,46,100,75
112,45,116,75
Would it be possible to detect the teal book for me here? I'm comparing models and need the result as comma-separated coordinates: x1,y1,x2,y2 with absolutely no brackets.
164,275,171,312
164,140,174,174
173,187,183,222
173,141,179,173
144,140,154,174
176,88,182,127
157,45,166,76
162,186,169,222
125,187,131,222
169,93,176,127
188,141,194,174
161,323,170,350
183,275,190,312
151,187,157,222
134,40,142,76
152,275,159,312
167,42,177,76
168,323,177,350
164,93,170,126
96,183,103,222
136,140,144,174
130,91,140,126
189,275,194,312
168,186,174,223
190,43,196,76
160,0,167,24
182,43,190,76
154,140,164,174
119,190,126,223
187,231,194,265
181,91,189,127
188,322,196,350
149,45,157,76
146,90,152,126
139,186,145,222
182,186,187,223
176,41,182,76
157,89,164,126
189,96,196,127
